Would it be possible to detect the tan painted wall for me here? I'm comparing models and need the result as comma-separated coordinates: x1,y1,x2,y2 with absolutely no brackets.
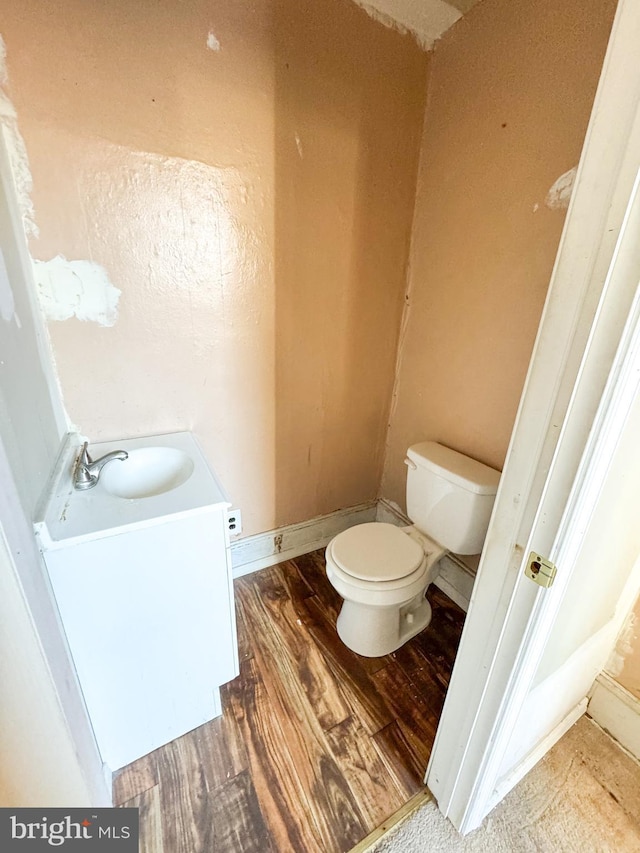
381,0,617,507
1,0,427,536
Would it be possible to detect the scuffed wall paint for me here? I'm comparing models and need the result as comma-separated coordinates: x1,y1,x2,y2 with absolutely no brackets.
612,594,640,701
32,256,121,326
545,165,578,211
607,608,637,677
0,35,37,238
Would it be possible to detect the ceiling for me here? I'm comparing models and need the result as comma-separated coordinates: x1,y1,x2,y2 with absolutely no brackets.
352,0,483,49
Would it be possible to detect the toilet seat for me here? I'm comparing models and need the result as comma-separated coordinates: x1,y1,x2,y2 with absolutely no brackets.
330,522,425,582
326,542,429,599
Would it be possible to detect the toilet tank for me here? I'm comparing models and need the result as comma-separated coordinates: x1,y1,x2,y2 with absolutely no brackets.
405,442,501,555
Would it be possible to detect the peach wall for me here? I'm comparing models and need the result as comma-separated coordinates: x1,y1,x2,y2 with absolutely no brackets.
1,0,427,535
273,3,427,521
381,0,617,507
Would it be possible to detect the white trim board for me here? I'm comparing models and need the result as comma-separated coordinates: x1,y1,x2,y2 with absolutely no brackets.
231,498,477,612
489,699,588,814
230,502,377,578
588,672,640,762
435,556,474,613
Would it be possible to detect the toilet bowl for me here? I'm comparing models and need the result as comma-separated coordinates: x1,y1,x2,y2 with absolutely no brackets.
325,522,444,657
325,441,500,657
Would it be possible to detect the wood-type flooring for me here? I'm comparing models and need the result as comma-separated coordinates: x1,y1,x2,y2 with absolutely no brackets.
113,549,466,852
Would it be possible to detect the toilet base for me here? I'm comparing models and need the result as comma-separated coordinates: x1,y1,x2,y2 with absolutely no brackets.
336,590,433,657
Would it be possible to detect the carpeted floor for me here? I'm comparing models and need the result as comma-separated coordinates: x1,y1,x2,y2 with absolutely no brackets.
366,717,640,853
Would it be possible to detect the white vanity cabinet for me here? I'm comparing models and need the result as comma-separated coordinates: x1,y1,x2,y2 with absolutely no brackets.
36,432,239,771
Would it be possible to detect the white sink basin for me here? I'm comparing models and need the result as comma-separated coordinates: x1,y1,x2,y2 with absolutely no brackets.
35,432,230,547
101,447,195,499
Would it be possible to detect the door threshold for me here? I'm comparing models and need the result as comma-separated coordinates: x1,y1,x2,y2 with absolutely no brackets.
349,788,432,852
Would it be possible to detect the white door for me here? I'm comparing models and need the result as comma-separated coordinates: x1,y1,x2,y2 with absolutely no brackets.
427,0,640,833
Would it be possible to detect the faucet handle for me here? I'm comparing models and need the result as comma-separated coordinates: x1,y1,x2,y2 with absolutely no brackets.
79,441,93,465
74,442,97,490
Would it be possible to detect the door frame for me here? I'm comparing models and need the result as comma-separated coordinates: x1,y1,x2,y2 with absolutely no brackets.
0,128,109,804
426,0,640,833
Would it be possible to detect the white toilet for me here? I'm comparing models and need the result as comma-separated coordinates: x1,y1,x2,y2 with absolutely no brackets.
325,441,500,657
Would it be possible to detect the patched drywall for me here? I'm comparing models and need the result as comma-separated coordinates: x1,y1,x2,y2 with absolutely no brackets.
206,31,221,52
352,0,477,49
33,256,121,326
2,38,120,330
381,0,617,507
608,607,637,679
545,166,578,211
2,0,427,536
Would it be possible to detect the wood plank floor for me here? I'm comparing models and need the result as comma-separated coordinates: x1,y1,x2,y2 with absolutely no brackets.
113,550,466,852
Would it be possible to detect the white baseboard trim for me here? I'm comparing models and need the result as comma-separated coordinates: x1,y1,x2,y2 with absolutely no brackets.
375,498,409,525
587,672,640,762
230,502,377,578
489,698,588,813
231,497,477,611
433,556,474,613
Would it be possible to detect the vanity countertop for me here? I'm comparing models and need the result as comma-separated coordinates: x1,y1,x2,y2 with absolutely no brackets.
34,431,229,550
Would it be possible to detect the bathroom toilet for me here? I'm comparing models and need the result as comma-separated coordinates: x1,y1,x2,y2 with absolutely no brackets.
325,442,500,657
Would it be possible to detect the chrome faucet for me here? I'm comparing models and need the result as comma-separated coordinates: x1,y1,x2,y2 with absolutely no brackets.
73,441,128,490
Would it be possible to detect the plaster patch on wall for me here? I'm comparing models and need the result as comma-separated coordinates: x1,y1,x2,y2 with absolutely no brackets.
0,35,38,238
606,609,637,677
351,0,461,50
354,3,413,44
545,166,578,211
206,31,221,52
32,256,121,326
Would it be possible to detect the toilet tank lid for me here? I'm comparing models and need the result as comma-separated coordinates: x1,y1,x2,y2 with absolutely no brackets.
407,442,501,496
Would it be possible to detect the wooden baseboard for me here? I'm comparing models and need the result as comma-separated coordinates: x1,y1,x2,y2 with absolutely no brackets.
588,672,640,761
230,502,377,578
